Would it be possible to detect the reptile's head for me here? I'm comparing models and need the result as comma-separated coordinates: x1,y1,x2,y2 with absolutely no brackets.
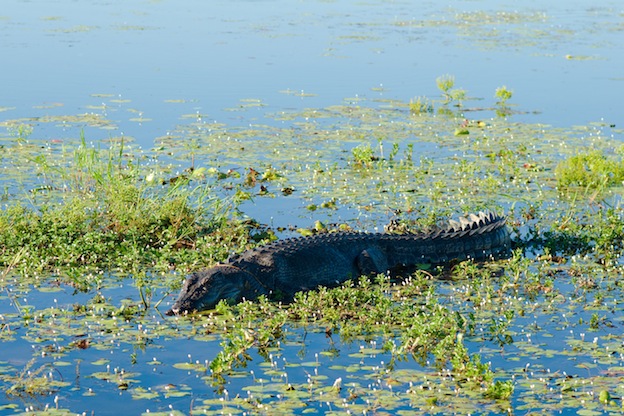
165,266,246,315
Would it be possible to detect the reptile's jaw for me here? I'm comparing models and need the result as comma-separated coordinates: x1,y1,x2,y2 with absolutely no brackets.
166,268,246,315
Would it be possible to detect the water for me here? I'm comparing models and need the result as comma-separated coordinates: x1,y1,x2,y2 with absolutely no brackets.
2,0,622,139
1,0,624,414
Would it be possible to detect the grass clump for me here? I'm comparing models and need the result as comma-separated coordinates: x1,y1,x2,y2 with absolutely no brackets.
0,137,250,284
494,86,513,104
3,358,70,397
436,74,467,106
540,207,624,266
0,186,241,277
409,96,434,114
555,150,624,189
351,143,377,166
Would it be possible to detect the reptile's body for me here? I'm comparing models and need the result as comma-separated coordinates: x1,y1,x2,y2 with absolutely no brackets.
166,212,510,315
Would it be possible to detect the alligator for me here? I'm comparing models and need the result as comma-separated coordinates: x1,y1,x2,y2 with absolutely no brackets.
166,211,511,315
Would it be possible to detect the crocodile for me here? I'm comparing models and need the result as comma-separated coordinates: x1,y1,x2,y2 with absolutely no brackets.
166,211,511,315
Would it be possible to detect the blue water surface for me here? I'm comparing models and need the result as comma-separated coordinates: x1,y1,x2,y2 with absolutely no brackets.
1,0,622,146
1,1,624,414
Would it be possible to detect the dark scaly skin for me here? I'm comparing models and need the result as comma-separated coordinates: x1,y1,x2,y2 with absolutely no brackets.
166,212,511,315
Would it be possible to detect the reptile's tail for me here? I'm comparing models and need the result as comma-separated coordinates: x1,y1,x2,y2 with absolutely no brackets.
444,211,507,236
445,211,511,260
397,211,512,263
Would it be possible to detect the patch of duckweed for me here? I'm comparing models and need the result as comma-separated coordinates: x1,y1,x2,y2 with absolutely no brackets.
388,7,619,54
224,98,267,112
565,54,600,61
2,113,117,130
114,25,157,31
455,10,547,25
51,25,98,33
279,89,317,97
32,102,65,110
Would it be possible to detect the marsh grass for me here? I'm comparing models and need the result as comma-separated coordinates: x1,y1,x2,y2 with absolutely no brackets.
555,150,624,189
0,134,251,289
176,257,540,414
4,358,70,397
201,269,522,381
494,86,513,105
409,96,434,114
436,74,467,106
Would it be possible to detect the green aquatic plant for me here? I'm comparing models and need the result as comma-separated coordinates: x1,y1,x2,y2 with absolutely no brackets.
495,85,513,104
0,186,243,279
485,379,514,400
555,150,624,190
450,334,493,384
3,358,70,397
494,86,514,117
7,123,33,144
351,143,376,166
409,96,434,114
436,74,455,98
449,88,467,106
539,207,624,267
436,74,467,106
598,389,611,405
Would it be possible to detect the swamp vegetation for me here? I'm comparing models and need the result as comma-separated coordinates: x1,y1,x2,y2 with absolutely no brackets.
0,77,623,415
1,0,623,412
0,76,624,414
